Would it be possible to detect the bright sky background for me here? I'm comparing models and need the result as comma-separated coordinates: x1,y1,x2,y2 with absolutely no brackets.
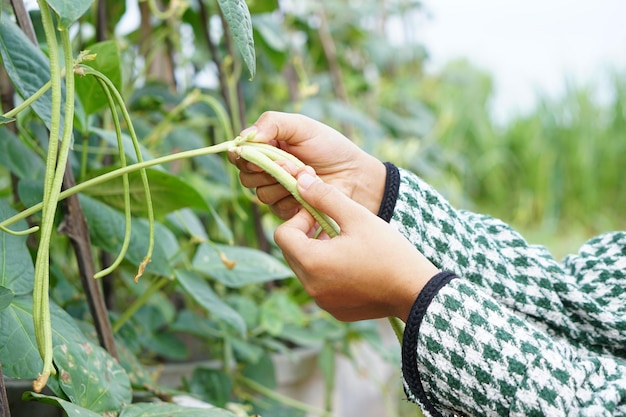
416,0,626,121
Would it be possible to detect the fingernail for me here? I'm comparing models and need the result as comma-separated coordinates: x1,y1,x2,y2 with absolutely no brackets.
298,173,317,190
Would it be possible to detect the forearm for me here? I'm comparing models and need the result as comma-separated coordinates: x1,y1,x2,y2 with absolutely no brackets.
380,165,583,339
402,273,626,416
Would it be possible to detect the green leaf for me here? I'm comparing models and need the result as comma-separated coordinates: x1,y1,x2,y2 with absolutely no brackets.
23,392,103,417
226,294,259,329
242,352,276,388
82,167,209,218
216,0,256,79
118,402,238,417
0,295,129,406
0,286,13,311
0,199,35,295
230,337,265,363
75,40,122,115
54,341,131,412
79,195,178,277
175,270,246,335
0,127,45,180
188,367,233,408
247,0,279,13
0,15,62,132
0,115,15,125
260,291,306,336
192,243,293,288
46,0,94,30
252,14,288,70
115,337,154,389
166,208,209,241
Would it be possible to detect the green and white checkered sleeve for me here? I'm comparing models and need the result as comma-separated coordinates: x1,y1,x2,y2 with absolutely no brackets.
380,164,626,353
375,164,626,416
401,271,626,416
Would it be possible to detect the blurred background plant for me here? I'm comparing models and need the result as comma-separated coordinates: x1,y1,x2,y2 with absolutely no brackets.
0,0,624,416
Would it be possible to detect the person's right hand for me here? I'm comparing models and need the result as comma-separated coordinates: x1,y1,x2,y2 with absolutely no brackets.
274,168,440,322
229,111,387,220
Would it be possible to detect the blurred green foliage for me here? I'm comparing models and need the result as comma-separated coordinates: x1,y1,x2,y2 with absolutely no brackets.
1,0,624,414
265,1,626,257
369,59,626,256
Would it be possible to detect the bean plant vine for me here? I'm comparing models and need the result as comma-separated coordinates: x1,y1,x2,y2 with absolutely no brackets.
1,0,405,395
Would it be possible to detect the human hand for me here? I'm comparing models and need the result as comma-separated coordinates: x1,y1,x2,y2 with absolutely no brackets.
229,111,386,219
274,168,440,322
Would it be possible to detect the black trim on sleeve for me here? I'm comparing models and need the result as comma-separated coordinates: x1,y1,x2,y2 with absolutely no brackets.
377,162,400,222
402,270,458,417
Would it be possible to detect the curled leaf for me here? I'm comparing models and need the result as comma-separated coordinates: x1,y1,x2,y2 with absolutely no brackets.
134,257,151,283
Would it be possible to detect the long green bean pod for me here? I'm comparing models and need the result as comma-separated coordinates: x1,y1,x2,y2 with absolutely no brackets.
32,5,76,391
233,145,340,238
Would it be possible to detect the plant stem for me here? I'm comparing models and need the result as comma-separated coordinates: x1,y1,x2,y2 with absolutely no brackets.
236,374,337,417
0,140,237,229
1,80,51,119
387,316,404,345
112,277,170,334
0,223,39,235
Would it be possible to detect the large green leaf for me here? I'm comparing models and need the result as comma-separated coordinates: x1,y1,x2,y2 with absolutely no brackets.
217,0,256,79
46,0,94,30
0,295,130,409
75,40,122,115
82,167,209,218
0,199,35,295
79,195,178,277
54,340,131,412
23,392,103,417
118,402,238,417
191,243,293,288
175,270,245,335
0,15,62,132
0,127,45,180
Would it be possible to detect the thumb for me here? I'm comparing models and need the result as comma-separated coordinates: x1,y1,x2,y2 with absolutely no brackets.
296,172,367,229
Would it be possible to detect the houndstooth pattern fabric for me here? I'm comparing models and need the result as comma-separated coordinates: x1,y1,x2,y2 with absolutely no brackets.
386,166,626,416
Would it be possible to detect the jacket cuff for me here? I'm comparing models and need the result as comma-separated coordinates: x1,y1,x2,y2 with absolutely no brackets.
402,270,458,416
377,162,400,222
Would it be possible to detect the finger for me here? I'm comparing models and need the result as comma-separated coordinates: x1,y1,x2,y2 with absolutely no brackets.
268,197,301,220
256,182,292,205
228,152,264,174
274,206,317,250
241,111,325,147
238,169,279,188
295,172,369,230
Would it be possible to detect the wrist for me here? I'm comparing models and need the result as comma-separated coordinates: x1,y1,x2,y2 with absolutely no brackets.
351,152,387,215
